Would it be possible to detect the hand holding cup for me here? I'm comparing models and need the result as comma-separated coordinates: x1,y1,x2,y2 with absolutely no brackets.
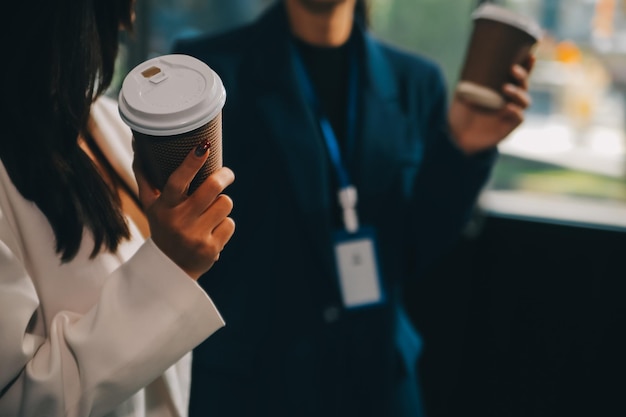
119,54,233,278
450,55,535,155
450,4,541,154
133,144,235,280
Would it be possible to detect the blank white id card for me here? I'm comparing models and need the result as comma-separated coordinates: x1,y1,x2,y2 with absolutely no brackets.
333,227,385,309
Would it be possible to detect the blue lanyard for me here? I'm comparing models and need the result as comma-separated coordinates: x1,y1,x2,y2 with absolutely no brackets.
291,40,361,233
291,41,359,190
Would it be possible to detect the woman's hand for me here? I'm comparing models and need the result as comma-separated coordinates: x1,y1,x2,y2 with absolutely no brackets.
449,55,536,155
133,142,235,280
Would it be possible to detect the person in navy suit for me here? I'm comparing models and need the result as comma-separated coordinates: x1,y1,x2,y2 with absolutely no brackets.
173,1,533,416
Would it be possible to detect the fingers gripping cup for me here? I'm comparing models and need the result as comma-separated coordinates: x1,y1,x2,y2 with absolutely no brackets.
456,4,542,110
118,54,226,194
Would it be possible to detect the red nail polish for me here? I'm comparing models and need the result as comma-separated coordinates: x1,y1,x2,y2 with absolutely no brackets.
194,140,210,157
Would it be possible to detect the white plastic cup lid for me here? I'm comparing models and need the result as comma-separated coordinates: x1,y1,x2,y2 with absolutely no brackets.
472,3,543,41
118,54,226,136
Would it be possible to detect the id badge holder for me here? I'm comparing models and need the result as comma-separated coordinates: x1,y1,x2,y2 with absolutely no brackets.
333,226,385,309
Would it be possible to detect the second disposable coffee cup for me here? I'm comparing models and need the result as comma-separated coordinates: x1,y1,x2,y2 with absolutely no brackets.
118,54,226,194
456,4,542,110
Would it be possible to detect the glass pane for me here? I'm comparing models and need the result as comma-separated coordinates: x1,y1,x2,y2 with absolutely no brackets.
484,0,626,227
370,0,477,90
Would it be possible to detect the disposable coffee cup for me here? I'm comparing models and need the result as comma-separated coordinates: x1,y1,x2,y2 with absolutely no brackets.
456,4,542,110
118,54,226,194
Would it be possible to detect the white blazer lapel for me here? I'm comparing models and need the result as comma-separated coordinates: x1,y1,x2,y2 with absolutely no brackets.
89,96,138,197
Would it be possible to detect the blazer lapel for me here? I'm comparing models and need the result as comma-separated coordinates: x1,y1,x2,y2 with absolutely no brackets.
248,5,335,271
89,96,138,196
353,32,417,211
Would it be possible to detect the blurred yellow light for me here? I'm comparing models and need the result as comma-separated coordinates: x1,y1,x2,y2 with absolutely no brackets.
555,41,582,63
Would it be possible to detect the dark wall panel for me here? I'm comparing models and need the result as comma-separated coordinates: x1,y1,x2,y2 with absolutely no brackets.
409,215,626,417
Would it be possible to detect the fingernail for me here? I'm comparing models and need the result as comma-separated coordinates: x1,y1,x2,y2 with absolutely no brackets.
194,140,210,157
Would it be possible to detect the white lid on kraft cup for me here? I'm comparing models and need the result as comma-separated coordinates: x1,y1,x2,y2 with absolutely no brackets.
472,3,543,40
118,54,226,136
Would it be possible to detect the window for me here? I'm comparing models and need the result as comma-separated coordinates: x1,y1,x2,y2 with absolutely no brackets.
478,0,626,228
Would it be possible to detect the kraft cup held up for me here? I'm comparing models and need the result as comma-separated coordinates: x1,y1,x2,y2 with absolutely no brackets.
118,54,226,194
456,4,543,110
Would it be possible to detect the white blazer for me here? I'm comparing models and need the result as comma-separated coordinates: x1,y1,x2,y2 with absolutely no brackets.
0,96,225,417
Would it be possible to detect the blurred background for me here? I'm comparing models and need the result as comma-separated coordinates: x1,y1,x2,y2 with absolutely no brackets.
113,1,626,416
113,0,626,228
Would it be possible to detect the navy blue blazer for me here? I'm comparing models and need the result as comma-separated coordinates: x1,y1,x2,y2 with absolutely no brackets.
173,3,495,417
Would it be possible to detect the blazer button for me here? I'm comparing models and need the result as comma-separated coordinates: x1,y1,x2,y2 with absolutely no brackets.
322,305,340,323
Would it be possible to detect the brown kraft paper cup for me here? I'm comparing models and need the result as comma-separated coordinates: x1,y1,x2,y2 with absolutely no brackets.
132,112,222,194
456,4,542,110
118,54,226,194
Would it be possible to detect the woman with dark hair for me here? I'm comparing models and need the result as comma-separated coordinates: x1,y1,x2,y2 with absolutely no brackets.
0,0,236,416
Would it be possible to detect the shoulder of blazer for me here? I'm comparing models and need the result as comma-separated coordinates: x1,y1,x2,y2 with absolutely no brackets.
171,3,287,69
367,35,446,91
173,3,298,105
363,34,450,123
172,23,255,61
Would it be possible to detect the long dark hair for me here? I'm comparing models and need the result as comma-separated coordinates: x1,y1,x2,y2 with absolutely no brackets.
1,0,134,262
